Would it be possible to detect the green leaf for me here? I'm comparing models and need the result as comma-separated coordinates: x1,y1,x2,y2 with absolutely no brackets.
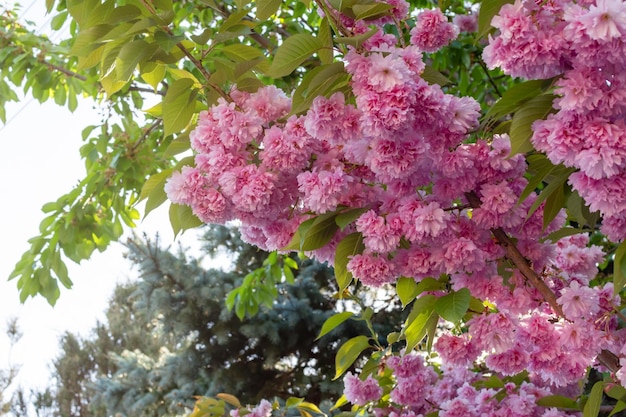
334,232,365,291
141,63,166,92
421,66,452,86
542,180,567,229
396,277,419,308
609,401,626,417
317,311,354,340
335,27,377,48
434,288,471,323
169,203,203,236
509,94,555,155
51,11,68,30
352,2,392,20
291,62,349,115
518,154,557,204
116,40,159,81
256,0,282,20
333,335,370,380
164,132,190,156
478,0,514,38
143,169,173,217
297,402,324,415
614,241,626,295
605,384,626,402
219,8,254,33
583,381,604,417
483,80,547,126
335,207,368,230
318,17,333,65
286,397,304,408
163,79,198,136
222,44,264,61
536,395,579,410
526,165,575,221
216,393,241,408
301,213,340,251
267,34,323,78
544,227,584,243
415,277,445,294
404,295,438,352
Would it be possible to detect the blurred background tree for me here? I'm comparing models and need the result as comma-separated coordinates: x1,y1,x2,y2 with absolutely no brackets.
22,226,402,417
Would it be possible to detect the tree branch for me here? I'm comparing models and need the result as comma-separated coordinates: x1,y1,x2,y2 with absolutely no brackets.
43,61,87,81
464,190,620,373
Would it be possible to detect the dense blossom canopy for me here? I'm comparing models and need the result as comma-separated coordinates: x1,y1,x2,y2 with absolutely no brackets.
161,0,626,414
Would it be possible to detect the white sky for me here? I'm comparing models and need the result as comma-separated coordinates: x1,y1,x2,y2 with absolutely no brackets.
0,0,201,395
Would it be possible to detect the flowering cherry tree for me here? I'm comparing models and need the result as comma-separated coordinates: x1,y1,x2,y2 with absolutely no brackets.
5,0,626,415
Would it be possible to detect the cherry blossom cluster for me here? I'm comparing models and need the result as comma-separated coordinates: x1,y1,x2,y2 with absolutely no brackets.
344,353,578,417
483,0,626,241
167,0,626,413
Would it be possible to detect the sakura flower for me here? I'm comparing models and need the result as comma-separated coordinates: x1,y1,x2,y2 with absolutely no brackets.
578,0,626,40
343,372,383,405
410,9,459,53
557,281,600,321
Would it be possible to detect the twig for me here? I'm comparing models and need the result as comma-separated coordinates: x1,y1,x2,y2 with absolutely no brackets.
43,61,87,81
477,60,502,98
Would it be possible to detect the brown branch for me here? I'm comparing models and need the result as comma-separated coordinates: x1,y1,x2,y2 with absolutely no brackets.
465,190,620,373
43,61,87,81
131,119,162,153
465,191,563,316
128,86,166,96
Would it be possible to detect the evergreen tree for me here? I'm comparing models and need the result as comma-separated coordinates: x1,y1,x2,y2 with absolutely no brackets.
39,226,402,417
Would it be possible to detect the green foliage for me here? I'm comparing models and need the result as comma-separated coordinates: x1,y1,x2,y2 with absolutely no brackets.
35,226,404,416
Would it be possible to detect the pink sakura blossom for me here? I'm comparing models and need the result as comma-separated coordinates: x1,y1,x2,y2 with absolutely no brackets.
441,237,485,274
554,235,604,281
365,136,427,180
218,165,276,213
347,253,396,287
190,187,229,224
397,45,425,75
434,333,480,366
578,0,626,40
482,0,568,79
557,281,601,321
453,14,478,33
447,96,480,134
531,113,586,167
247,400,273,417
367,52,415,91
387,353,432,378
410,9,459,53
473,179,527,229
485,346,530,376
393,247,435,279
194,146,248,182
304,93,361,145
164,167,194,206
260,125,312,175
569,171,626,216
553,67,605,112
297,167,354,213
601,211,626,241
413,202,447,238
356,210,402,254
243,85,291,123
343,372,383,405
469,312,518,353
